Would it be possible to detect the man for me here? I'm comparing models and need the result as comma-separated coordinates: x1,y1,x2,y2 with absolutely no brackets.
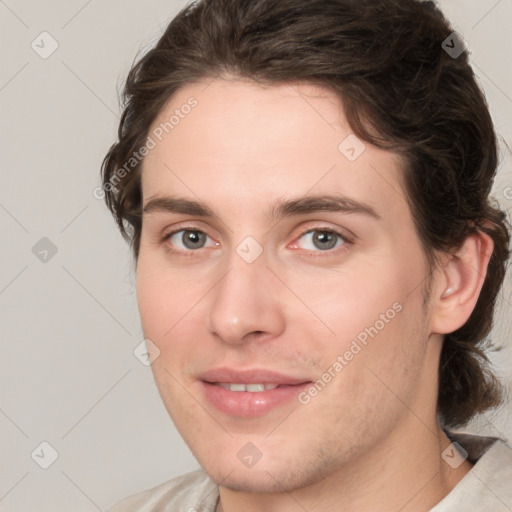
102,0,512,510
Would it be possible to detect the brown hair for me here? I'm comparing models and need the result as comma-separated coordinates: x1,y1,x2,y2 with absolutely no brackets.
101,0,510,428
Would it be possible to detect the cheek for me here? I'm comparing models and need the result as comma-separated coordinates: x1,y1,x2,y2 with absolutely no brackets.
136,253,197,334
136,260,166,336
288,263,404,343
136,253,215,376
288,252,427,387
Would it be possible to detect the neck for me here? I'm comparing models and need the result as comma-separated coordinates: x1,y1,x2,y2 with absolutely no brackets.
216,421,472,512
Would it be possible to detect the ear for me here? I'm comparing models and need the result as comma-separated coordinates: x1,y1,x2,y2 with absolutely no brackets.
430,231,494,335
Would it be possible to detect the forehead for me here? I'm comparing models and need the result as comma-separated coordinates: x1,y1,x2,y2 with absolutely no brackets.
141,79,407,221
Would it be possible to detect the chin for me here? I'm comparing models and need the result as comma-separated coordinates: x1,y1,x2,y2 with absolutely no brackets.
201,456,330,494
220,474,281,493
208,467,295,493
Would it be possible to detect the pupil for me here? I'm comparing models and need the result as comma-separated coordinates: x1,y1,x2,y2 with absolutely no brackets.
314,231,336,250
184,231,205,249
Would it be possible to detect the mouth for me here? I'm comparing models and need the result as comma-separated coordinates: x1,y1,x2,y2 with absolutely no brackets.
198,368,312,417
214,382,287,391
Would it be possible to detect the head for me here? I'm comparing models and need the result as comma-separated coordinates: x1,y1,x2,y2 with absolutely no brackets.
101,0,510,493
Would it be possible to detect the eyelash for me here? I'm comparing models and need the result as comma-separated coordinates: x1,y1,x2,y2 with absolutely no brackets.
160,225,352,257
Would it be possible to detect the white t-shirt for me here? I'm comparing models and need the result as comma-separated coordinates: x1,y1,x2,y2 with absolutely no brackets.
106,432,512,511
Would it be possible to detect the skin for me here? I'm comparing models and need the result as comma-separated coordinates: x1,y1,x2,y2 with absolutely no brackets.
136,78,493,511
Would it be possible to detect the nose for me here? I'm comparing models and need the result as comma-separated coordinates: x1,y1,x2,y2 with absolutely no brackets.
206,249,286,346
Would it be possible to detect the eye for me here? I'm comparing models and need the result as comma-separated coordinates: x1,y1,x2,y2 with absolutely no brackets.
161,226,349,255
294,228,347,252
163,229,217,252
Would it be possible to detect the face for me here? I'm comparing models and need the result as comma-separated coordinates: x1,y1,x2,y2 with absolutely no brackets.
136,79,436,493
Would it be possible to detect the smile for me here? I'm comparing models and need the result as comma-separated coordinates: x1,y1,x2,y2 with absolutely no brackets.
198,368,312,417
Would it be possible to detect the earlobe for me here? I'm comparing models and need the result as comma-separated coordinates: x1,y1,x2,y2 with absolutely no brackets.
430,231,494,335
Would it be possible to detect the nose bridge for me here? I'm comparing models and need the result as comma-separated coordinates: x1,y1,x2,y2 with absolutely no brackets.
207,242,284,345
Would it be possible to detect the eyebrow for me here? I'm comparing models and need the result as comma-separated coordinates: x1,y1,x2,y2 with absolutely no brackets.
142,194,381,221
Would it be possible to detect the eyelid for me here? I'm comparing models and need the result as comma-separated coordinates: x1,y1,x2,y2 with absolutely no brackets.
162,222,209,238
293,222,354,243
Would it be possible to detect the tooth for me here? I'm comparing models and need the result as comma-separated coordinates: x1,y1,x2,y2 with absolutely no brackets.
216,382,280,392
246,384,265,392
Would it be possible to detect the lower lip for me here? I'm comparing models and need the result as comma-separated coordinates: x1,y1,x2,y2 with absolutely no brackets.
200,381,310,418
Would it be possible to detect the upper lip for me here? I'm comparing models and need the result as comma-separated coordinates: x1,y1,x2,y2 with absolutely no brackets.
198,367,312,385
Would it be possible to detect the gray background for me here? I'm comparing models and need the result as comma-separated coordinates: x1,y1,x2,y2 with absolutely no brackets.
1,0,511,510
